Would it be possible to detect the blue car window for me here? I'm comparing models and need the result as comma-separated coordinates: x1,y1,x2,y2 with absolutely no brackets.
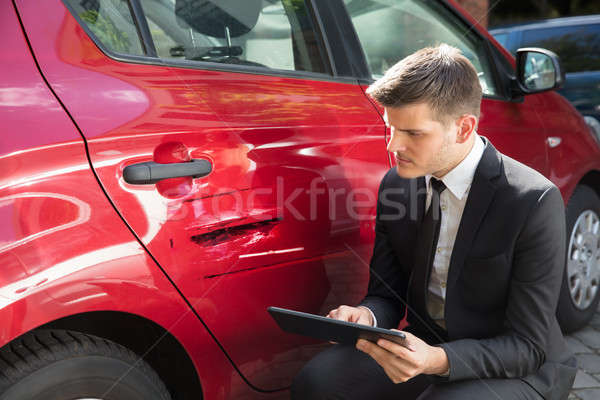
521,24,600,73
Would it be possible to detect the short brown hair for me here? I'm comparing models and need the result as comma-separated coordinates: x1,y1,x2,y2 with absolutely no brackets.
366,44,482,126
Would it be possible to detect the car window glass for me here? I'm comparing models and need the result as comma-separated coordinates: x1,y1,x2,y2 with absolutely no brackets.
344,0,497,96
521,24,600,73
140,0,327,73
64,0,145,56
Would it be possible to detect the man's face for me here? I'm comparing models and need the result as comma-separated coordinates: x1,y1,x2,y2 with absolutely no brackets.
384,103,459,179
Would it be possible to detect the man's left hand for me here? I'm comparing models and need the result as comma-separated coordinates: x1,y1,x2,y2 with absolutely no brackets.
355,329,449,383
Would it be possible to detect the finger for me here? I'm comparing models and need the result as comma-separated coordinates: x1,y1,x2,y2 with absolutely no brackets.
330,311,343,321
351,312,365,324
355,308,372,325
356,339,381,364
357,340,413,381
376,338,414,358
390,330,417,352
357,339,393,365
333,309,353,322
329,308,348,321
341,305,362,322
394,329,414,341
357,316,370,326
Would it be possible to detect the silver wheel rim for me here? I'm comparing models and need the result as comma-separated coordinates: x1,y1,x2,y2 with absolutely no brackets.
568,210,600,310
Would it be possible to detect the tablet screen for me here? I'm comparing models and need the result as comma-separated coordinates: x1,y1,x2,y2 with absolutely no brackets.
268,306,407,346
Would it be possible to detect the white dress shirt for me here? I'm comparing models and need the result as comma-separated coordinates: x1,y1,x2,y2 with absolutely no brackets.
362,134,485,329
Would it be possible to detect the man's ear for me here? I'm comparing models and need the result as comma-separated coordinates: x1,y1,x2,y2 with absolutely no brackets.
455,114,477,144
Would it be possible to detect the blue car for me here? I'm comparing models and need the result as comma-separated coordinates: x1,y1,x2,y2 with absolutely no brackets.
491,15,600,140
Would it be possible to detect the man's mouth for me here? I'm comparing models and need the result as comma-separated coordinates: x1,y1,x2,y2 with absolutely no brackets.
395,154,411,164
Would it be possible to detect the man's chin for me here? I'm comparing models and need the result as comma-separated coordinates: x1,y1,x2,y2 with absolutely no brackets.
394,165,424,179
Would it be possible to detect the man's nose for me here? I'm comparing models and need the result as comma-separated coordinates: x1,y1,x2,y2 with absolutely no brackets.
387,133,407,154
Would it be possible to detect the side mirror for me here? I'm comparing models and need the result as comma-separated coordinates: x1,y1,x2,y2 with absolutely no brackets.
513,48,565,96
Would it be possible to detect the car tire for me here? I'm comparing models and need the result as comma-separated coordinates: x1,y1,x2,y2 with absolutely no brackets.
0,329,171,400
557,185,600,333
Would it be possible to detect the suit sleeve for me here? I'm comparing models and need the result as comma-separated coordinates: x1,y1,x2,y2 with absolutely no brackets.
439,185,566,381
356,172,410,329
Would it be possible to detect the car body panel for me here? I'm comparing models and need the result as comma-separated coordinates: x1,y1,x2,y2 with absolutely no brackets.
535,89,600,197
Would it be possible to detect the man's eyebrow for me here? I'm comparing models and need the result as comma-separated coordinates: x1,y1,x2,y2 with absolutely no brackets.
391,126,424,134
383,116,424,133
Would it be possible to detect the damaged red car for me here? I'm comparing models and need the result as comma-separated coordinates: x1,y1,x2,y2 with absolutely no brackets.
2,0,600,399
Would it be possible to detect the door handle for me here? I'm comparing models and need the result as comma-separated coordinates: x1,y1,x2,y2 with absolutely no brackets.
123,159,212,184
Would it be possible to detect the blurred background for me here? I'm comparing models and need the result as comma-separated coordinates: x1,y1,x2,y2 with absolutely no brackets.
455,0,600,28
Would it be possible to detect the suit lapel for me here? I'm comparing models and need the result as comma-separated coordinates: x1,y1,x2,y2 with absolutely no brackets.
446,137,503,291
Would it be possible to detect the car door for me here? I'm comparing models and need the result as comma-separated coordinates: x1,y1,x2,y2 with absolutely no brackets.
15,0,390,390
341,0,549,175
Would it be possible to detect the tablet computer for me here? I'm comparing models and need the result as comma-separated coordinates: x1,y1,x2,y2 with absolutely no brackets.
267,306,407,346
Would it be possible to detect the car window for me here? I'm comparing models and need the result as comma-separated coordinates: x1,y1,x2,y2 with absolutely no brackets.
343,0,498,96
139,0,327,73
521,24,600,73
63,0,145,56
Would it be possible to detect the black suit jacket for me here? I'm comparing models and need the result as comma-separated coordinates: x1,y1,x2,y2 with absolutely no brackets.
357,137,577,400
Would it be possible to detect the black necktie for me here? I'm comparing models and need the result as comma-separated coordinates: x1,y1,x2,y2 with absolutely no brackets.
409,178,446,332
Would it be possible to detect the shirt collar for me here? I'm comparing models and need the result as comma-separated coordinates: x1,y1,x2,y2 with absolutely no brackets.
425,133,485,200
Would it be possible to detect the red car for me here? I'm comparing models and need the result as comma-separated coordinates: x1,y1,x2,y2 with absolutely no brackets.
1,0,599,399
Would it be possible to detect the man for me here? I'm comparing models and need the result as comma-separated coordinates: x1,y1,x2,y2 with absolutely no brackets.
291,44,577,400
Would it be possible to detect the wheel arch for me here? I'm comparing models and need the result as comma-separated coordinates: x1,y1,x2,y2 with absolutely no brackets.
36,310,203,400
579,170,600,199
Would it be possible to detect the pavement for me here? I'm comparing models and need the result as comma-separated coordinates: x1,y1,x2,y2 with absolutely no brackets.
567,305,600,400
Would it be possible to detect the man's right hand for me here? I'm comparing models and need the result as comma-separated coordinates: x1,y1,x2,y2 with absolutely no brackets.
325,305,374,344
326,305,374,325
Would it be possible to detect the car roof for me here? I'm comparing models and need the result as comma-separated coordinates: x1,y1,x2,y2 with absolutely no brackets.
489,14,600,33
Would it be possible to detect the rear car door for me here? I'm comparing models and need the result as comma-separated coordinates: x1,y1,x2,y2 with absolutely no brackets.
15,0,390,390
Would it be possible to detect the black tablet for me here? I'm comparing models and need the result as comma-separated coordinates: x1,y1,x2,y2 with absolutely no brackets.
267,306,407,346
